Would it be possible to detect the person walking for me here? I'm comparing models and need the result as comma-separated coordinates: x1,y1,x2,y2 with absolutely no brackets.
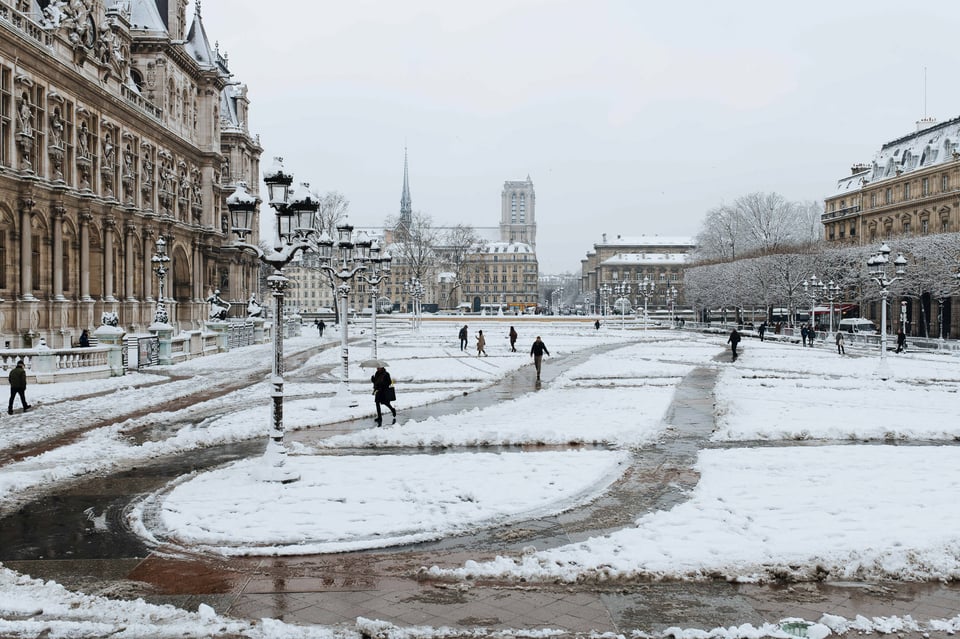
896,327,907,353
594,319,601,330
370,365,396,426
476,330,487,356
458,325,468,351
808,325,816,347
800,324,808,347
835,331,845,355
8,360,30,414
317,319,325,338
758,322,767,342
508,326,518,352
727,328,741,362
530,335,550,380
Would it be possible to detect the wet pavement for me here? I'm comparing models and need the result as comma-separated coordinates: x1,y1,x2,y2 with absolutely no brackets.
1,342,960,636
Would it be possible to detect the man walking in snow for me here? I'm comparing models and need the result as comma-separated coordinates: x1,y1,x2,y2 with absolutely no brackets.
458,325,468,351
727,328,741,362
8,359,30,414
530,336,550,380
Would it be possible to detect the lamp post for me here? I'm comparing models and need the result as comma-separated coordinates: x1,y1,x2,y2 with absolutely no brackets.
599,283,612,317
637,276,653,331
403,277,424,330
315,221,370,405
824,280,840,340
866,243,907,379
802,275,824,340
666,285,678,327
357,241,392,359
225,158,319,483
615,282,631,331
151,237,170,325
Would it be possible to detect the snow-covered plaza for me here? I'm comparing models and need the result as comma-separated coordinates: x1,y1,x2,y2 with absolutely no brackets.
2,317,960,638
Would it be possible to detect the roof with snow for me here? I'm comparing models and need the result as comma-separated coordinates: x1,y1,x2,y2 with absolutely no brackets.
833,114,960,196
598,235,696,248
476,242,535,254
602,252,690,266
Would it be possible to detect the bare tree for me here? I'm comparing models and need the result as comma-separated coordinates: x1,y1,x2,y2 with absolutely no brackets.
437,224,484,309
385,211,441,294
304,191,350,323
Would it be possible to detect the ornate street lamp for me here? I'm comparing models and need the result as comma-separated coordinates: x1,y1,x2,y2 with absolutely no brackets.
802,274,824,338
666,285,678,327
151,236,170,326
615,282,631,330
824,280,841,339
866,243,907,379
225,157,319,483
403,277,425,329
314,219,370,406
357,240,392,358
638,276,654,331
599,283,612,317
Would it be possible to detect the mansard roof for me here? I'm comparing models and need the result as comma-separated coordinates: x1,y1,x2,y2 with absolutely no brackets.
833,115,960,196
598,234,696,248
220,86,240,129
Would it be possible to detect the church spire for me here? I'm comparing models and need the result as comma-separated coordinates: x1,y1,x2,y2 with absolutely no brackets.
400,147,412,227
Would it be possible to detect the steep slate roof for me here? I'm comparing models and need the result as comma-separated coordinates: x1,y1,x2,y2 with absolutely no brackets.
129,0,167,33
185,3,216,68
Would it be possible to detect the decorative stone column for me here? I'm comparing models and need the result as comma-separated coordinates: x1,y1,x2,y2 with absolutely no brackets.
94,318,126,377
52,205,65,301
79,211,92,301
103,214,116,302
19,196,35,301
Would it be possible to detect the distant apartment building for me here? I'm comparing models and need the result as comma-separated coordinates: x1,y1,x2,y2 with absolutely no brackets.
580,234,695,314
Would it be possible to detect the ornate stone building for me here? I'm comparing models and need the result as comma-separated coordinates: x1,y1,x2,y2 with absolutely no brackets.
0,0,262,347
580,234,694,314
823,116,960,244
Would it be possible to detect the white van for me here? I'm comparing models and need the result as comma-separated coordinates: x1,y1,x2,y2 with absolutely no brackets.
838,318,877,334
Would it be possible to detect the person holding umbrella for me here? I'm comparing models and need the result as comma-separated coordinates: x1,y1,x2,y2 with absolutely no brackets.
370,363,397,425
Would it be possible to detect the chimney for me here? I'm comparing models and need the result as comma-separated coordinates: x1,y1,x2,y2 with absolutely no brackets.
916,116,937,132
851,163,869,175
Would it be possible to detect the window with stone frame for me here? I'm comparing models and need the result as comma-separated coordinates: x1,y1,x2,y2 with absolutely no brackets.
943,174,950,192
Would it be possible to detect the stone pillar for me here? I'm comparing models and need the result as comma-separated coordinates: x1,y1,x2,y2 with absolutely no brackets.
143,228,155,301
124,220,136,301
52,205,65,300
19,197,35,301
252,317,266,344
93,323,126,377
149,322,174,365
205,320,230,352
79,211,92,301
103,215,116,302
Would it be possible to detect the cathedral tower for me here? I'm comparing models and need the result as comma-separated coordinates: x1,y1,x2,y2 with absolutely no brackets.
500,176,536,247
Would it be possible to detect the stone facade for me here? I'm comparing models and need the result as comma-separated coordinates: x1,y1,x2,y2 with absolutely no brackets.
580,234,694,313
823,116,960,244
0,0,262,347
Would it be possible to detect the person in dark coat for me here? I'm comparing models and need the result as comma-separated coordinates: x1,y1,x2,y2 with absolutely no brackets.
79,329,90,347
458,325,468,351
836,331,845,355
758,322,767,342
316,319,325,337
800,324,808,347
594,319,601,330
370,366,396,425
530,336,550,380
508,326,518,352
8,360,30,414
727,328,741,361
896,327,907,353
807,325,816,347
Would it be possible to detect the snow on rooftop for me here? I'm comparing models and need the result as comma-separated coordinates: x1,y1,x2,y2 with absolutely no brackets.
601,235,696,247
602,252,690,266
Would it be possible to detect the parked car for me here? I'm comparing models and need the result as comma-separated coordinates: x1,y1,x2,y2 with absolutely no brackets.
838,318,877,333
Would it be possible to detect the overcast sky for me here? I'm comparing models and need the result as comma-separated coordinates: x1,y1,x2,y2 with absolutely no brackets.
199,0,960,273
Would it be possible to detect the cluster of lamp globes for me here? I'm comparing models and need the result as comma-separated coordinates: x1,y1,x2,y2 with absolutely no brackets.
225,156,392,272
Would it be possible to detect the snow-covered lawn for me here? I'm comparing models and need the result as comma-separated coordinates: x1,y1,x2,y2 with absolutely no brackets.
4,322,960,636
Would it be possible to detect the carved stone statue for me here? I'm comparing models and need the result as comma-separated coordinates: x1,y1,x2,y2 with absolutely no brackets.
206,289,230,321
17,95,33,136
100,311,119,327
247,293,264,319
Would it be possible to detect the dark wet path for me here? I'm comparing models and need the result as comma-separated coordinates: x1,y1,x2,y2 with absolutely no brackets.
3,339,960,636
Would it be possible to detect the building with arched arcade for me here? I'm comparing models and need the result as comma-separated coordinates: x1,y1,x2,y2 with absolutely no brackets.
0,0,262,347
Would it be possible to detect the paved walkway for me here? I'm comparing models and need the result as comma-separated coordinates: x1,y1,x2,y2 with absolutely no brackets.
2,343,960,637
